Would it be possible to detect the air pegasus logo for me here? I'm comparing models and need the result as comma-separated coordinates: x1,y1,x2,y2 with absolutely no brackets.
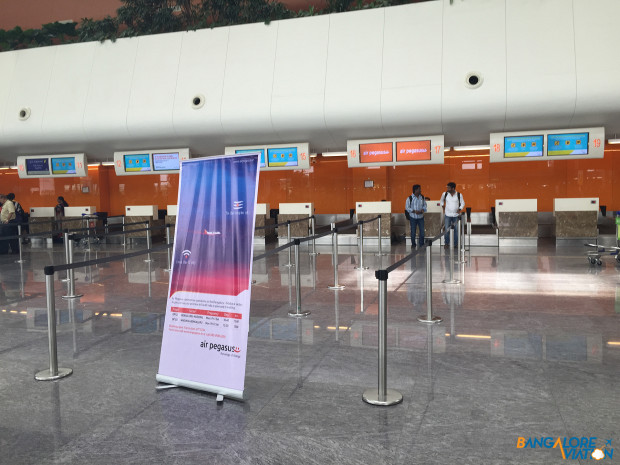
182,250,191,259
233,200,243,210
200,340,241,354
517,437,613,460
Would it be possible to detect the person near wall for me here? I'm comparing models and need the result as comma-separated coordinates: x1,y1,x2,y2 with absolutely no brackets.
0,194,18,254
405,184,427,249
439,182,465,248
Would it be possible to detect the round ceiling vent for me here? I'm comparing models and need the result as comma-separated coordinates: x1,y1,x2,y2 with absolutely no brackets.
465,73,483,89
18,107,31,121
191,94,205,109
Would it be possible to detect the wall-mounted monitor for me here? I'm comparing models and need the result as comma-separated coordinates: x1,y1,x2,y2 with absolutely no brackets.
503,135,544,158
26,158,50,175
51,157,76,174
490,127,603,162
124,154,151,172
153,152,180,171
359,142,392,163
225,143,310,171
396,140,431,161
547,132,589,156
17,154,87,179
113,149,190,176
267,147,298,167
347,135,444,167
235,149,266,168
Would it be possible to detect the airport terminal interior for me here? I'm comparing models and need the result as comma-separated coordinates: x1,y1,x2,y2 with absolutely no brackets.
1,0,620,463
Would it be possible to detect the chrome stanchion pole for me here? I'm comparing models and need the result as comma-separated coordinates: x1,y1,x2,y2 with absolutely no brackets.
289,240,310,317
363,270,403,406
309,216,319,256
15,224,26,264
164,224,172,273
457,215,467,264
376,215,386,256
355,222,369,270
35,273,73,381
144,224,153,263
419,242,443,323
61,231,71,282
284,221,294,267
62,238,83,299
122,217,127,251
328,225,345,290
443,227,461,284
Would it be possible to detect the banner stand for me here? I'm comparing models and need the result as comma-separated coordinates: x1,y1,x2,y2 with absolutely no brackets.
155,374,244,401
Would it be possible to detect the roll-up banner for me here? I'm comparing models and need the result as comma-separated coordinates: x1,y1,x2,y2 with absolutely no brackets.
157,153,260,400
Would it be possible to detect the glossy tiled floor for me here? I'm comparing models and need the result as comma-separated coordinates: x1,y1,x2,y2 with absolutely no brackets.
0,238,618,464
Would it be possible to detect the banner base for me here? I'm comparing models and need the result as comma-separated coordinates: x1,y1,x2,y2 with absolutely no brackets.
156,374,245,401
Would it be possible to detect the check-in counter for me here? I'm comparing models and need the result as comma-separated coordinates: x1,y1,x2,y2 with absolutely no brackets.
62,206,102,232
165,204,177,238
255,203,275,243
495,199,538,246
356,201,391,247
29,207,56,237
554,198,599,244
278,203,313,239
125,205,164,240
405,200,442,245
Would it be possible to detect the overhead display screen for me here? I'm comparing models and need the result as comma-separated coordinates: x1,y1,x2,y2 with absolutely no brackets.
503,135,544,158
396,140,431,161
236,149,266,168
547,132,589,156
359,142,393,163
153,152,180,171
51,157,76,175
26,158,50,175
124,154,151,172
267,147,298,167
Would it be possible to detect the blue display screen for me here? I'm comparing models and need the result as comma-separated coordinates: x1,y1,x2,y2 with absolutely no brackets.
26,158,50,175
124,154,151,172
547,132,589,156
51,157,76,174
267,147,298,167
504,135,544,158
235,149,266,168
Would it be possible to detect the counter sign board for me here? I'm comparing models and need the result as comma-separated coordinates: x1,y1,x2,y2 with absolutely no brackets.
347,135,444,167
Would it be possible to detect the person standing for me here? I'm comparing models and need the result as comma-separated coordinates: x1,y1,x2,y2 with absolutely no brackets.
0,194,17,254
440,182,465,248
405,184,427,249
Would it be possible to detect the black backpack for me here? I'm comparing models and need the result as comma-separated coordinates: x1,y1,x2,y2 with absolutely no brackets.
13,201,25,224
404,195,413,221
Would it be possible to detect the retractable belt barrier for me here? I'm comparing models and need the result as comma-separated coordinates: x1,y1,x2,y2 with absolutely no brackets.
363,226,456,407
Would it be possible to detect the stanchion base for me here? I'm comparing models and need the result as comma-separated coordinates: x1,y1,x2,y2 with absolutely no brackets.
309,252,320,256
362,388,403,406
354,265,369,270
442,279,461,284
417,315,443,324
328,285,345,290
62,294,83,300
288,310,311,317
35,367,73,381
283,263,295,268
15,259,26,264
144,259,154,263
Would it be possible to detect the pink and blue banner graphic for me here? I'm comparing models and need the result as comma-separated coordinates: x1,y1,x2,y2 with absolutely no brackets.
157,153,260,399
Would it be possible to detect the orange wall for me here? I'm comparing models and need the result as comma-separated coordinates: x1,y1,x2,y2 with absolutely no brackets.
1,146,618,216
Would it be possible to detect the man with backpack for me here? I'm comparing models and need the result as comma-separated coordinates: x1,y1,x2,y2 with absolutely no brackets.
405,184,427,249
440,182,465,249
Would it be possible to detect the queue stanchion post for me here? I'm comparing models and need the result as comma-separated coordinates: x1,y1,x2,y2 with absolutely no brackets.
122,217,127,251
457,215,467,264
376,215,386,257
15,224,26,264
62,238,83,300
328,224,345,290
309,216,319,256
443,226,461,284
355,221,368,270
144,223,153,263
35,271,73,381
284,221,294,267
363,270,403,406
164,224,172,273
418,241,443,323
61,231,71,282
289,239,310,317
